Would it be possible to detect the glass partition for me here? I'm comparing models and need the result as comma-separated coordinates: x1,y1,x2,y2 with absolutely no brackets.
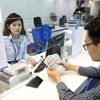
0,13,73,98
25,15,73,59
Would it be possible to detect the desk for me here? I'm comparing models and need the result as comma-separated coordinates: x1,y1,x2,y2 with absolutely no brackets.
52,26,68,33
1,53,100,100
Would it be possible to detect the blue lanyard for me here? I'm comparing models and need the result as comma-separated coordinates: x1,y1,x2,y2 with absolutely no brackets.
10,39,20,62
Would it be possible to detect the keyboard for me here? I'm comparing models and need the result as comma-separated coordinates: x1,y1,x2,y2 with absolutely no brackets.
34,59,46,73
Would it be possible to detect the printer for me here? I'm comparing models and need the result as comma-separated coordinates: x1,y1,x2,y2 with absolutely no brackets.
0,63,30,91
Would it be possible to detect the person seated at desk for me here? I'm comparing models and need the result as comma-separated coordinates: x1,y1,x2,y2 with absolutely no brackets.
48,17,100,100
3,13,36,66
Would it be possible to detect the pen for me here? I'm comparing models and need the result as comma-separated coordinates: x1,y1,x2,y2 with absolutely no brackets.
36,55,43,64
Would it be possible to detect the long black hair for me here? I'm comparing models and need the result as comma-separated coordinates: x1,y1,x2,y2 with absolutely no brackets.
3,13,26,36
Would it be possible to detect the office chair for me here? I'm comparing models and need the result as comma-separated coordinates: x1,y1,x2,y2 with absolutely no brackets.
33,17,43,27
32,25,52,53
59,18,66,27
59,18,64,27
62,15,67,23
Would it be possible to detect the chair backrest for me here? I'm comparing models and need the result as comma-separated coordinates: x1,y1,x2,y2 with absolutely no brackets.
62,15,67,23
59,18,64,27
33,17,43,27
32,27,46,53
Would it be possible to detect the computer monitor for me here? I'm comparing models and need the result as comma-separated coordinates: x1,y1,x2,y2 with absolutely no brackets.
46,32,65,58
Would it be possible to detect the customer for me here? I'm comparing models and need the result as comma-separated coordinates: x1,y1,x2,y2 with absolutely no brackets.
3,13,36,66
48,16,100,99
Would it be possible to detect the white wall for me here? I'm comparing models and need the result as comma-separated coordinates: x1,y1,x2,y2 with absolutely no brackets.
54,0,76,18
81,0,89,7
90,1,100,16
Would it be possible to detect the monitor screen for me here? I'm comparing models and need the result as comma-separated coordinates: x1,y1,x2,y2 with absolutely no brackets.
46,32,65,58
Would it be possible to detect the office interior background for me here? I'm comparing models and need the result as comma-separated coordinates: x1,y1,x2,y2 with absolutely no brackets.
0,0,100,30
0,0,100,99
0,0,92,28
0,0,100,70
0,0,100,28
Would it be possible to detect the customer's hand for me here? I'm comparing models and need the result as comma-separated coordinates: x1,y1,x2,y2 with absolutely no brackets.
47,67,62,83
57,60,79,72
29,57,36,66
